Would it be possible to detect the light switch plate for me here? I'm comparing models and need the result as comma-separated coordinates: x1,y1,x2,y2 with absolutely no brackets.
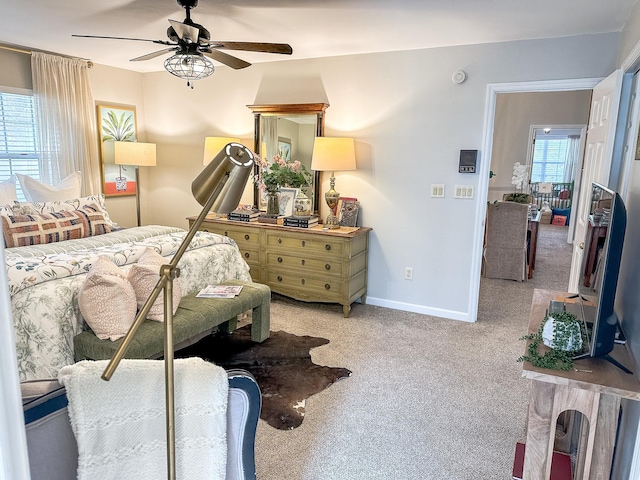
431,184,445,197
454,185,474,199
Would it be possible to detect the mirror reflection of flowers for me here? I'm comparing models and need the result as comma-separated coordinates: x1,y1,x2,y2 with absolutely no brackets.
254,154,312,193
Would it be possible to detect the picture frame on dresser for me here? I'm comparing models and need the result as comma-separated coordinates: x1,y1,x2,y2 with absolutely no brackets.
96,104,138,197
338,198,360,227
278,188,299,217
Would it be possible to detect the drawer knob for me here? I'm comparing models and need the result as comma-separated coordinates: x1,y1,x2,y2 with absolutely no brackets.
278,238,282,244
301,279,305,285
325,244,331,251
301,240,306,247
324,283,331,290
277,275,283,282
203,229,209,232
301,259,305,266
325,264,330,270
244,234,250,241
244,252,250,259
224,231,228,236
277,257,283,263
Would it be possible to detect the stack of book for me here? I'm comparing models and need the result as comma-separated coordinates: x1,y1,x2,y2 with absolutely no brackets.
257,213,283,225
283,215,319,228
227,208,259,222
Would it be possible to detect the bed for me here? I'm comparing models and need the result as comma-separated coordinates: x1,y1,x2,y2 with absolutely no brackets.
6,224,252,381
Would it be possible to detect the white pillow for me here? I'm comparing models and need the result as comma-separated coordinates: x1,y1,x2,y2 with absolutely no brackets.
16,172,82,202
0,176,17,205
128,248,182,322
78,256,137,341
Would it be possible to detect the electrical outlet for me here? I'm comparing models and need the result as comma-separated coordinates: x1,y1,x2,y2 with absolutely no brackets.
405,267,413,280
431,184,445,198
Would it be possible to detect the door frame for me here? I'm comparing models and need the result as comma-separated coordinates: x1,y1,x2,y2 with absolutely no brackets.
469,77,602,325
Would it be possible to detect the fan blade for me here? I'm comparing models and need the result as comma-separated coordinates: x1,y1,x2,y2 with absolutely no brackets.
72,34,173,46
203,49,251,70
168,19,199,43
209,42,293,55
130,48,177,62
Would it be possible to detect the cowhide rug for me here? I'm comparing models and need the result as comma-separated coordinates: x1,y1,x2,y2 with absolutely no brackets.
177,325,351,430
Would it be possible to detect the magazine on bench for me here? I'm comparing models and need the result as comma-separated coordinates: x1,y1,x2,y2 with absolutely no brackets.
196,285,243,298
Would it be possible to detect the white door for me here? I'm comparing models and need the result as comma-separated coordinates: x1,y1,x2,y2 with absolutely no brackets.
568,70,624,293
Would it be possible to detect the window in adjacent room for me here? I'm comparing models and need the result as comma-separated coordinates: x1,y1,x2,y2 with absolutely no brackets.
529,127,583,184
530,135,569,183
0,89,40,200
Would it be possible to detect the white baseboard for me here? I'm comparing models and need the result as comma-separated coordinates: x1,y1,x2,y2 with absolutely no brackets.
365,297,472,323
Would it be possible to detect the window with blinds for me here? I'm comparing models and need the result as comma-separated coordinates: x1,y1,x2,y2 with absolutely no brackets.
0,91,40,200
530,135,569,183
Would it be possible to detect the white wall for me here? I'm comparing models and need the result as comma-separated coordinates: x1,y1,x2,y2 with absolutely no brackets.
140,33,620,321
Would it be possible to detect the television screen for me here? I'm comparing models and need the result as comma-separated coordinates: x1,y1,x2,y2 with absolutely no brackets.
576,182,627,359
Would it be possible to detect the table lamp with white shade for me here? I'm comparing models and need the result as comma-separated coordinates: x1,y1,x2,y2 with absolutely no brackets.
311,137,356,228
203,137,241,165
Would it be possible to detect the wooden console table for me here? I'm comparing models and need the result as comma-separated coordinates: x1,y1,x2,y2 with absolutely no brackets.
188,216,371,317
521,289,640,480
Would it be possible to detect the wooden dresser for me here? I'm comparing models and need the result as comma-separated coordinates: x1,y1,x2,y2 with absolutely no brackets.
189,216,371,317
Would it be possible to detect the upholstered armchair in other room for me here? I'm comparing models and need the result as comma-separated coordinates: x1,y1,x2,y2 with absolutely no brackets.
484,201,529,281
22,369,261,480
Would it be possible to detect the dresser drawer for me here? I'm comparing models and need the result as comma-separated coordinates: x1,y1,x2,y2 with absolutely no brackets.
238,246,260,267
265,270,343,301
265,231,344,257
201,224,260,247
265,252,344,276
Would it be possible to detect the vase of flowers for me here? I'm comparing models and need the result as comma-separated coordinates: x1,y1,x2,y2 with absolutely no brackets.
254,154,313,214
266,192,280,215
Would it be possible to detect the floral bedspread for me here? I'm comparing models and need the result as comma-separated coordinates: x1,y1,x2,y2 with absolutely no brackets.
8,225,252,381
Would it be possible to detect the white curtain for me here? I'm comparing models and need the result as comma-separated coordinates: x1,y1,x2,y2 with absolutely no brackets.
563,135,581,183
261,116,278,163
31,52,100,195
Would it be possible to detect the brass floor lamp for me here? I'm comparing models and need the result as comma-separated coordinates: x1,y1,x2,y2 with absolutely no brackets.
101,142,254,480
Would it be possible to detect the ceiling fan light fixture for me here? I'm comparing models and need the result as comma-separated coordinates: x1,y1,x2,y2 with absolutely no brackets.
164,52,214,87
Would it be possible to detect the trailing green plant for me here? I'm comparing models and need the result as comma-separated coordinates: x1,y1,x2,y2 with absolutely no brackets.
517,311,587,371
504,192,531,204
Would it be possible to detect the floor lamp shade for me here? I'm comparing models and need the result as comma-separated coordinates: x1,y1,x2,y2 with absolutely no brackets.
192,142,255,214
203,137,241,165
104,141,157,167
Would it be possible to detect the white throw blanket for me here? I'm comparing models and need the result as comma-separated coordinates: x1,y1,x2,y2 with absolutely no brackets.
58,358,228,480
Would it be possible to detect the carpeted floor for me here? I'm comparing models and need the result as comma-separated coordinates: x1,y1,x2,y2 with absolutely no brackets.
252,223,573,480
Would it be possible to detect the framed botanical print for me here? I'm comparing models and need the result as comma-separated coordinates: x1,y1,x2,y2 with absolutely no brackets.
278,136,291,160
97,104,138,196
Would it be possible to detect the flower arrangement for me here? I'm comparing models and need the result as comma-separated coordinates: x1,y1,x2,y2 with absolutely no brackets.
254,154,312,194
511,162,529,192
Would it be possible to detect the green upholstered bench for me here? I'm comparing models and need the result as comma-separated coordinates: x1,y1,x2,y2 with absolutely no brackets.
74,280,270,361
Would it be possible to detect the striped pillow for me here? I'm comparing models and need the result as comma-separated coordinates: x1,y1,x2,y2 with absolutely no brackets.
2,205,112,248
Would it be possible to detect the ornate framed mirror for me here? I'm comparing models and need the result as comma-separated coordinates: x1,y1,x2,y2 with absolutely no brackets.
248,103,328,214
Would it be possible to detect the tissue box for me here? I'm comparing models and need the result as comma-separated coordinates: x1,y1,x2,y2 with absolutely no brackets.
540,211,552,224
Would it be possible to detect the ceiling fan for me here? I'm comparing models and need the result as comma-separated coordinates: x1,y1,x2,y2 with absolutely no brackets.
73,0,292,86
